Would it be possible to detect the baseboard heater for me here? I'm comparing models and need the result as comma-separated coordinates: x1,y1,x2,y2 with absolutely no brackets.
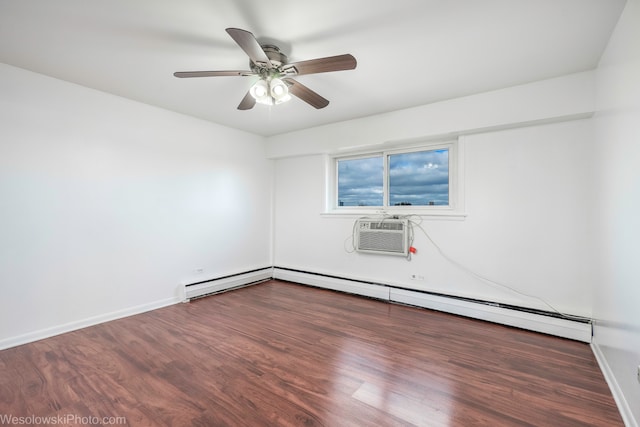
182,266,592,342
272,267,592,343
182,267,273,301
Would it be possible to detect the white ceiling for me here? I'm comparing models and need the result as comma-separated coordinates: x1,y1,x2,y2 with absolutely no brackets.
0,0,626,137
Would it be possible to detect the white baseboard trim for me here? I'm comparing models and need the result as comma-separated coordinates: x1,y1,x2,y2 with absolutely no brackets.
0,296,181,351
273,268,390,300
591,340,638,427
183,267,273,301
273,268,592,343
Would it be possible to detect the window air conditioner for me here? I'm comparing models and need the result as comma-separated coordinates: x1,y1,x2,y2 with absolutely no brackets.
355,219,409,256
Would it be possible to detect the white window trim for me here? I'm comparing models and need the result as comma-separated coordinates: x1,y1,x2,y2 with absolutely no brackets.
322,137,467,219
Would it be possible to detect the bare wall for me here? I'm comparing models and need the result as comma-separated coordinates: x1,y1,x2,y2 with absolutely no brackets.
0,63,272,348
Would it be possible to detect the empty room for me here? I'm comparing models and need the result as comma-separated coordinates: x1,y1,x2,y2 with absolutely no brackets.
1,1,639,426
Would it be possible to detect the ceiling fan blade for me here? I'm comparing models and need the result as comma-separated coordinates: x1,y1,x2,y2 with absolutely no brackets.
237,91,256,110
173,70,254,78
226,28,273,68
283,78,329,109
283,54,356,76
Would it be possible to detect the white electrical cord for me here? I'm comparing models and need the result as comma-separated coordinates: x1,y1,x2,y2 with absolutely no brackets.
346,213,585,321
408,216,588,321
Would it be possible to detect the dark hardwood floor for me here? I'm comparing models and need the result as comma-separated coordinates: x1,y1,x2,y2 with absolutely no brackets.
0,280,623,426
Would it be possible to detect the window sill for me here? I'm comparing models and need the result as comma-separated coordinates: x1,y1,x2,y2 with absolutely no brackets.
320,209,468,221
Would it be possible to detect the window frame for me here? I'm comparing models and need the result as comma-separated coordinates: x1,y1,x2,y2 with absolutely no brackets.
324,138,465,219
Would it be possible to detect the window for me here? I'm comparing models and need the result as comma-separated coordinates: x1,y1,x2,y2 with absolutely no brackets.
330,140,462,214
388,149,449,206
337,156,383,206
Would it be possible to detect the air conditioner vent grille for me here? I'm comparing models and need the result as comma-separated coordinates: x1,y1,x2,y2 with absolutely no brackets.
359,232,405,253
355,219,409,256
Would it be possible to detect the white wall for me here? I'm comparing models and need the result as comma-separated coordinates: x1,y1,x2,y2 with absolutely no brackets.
0,63,272,348
593,0,640,424
271,73,596,318
266,71,595,158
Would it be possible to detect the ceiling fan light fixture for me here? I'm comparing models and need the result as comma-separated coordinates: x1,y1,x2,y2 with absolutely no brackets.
250,77,291,106
250,79,271,104
270,78,287,97
273,92,291,105
270,78,291,104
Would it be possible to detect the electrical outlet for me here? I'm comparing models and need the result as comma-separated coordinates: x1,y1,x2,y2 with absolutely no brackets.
637,365,640,383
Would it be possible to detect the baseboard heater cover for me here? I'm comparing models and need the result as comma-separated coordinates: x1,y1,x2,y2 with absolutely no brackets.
186,267,592,342
390,288,591,343
272,268,390,301
183,267,273,301
272,267,592,343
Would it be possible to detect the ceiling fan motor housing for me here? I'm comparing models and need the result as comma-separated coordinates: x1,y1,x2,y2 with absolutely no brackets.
250,45,288,73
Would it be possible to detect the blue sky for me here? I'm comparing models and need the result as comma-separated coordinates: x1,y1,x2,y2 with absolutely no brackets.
338,149,449,207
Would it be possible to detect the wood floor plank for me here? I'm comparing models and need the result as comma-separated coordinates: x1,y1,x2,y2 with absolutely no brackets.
0,280,623,426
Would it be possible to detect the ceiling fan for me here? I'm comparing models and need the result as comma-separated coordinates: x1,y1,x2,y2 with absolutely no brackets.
174,28,357,110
